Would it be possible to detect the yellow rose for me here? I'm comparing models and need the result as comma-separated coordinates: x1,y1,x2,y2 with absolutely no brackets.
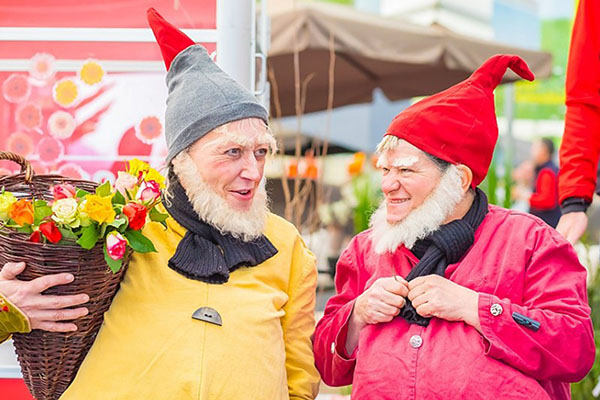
51,198,80,228
128,158,150,178
144,167,165,189
0,192,17,221
81,194,115,224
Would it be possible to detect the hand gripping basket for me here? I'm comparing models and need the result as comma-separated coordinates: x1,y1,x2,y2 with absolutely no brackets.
0,151,128,400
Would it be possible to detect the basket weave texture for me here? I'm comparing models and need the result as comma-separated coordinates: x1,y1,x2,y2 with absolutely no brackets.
0,151,128,400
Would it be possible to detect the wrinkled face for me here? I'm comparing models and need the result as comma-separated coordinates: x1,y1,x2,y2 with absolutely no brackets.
378,140,443,224
187,118,276,211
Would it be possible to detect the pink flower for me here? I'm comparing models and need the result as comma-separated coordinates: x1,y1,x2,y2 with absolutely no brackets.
29,53,55,81
37,136,65,165
106,232,127,261
57,163,90,180
48,111,76,139
115,171,138,196
2,74,30,103
6,132,34,157
51,184,76,200
135,116,163,144
136,180,161,204
16,103,42,131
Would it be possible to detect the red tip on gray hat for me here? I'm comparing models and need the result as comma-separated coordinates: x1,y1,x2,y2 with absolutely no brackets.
147,7,195,71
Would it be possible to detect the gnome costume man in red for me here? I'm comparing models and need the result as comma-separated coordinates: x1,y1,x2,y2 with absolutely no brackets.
313,55,594,400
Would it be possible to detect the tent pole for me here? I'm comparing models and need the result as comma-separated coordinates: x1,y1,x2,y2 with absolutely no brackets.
217,0,255,92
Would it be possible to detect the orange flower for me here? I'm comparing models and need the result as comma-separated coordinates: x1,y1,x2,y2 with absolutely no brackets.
348,152,366,176
9,199,34,226
287,161,298,178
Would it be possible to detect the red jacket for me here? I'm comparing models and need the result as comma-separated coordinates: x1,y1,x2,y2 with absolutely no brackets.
314,206,594,399
558,0,600,204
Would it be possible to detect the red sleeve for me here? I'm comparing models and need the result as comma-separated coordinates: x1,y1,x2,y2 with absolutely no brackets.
529,168,557,210
313,237,364,387
558,0,600,204
479,228,594,381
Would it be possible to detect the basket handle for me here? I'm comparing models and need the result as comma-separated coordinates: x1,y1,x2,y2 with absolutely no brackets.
0,151,34,183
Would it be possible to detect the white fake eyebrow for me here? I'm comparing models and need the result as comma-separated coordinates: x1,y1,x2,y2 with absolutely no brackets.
377,155,419,168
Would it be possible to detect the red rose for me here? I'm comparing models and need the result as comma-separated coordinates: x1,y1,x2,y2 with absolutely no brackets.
39,221,62,243
51,183,76,200
123,202,147,231
29,230,41,243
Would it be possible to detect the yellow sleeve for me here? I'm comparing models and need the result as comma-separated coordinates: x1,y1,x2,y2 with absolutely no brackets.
281,235,321,400
0,291,31,343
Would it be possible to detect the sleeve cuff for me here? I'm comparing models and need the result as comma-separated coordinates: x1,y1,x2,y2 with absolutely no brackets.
560,197,590,214
0,292,31,335
333,301,358,363
478,292,503,359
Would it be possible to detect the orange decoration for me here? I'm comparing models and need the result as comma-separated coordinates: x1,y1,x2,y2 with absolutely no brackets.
348,152,366,176
9,199,34,226
287,161,298,178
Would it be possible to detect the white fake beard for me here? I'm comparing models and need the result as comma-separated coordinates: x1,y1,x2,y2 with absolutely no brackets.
369,165,465,254
171,152,269,242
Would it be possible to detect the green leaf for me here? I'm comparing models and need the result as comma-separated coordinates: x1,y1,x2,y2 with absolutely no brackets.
76,188,91,198
108,215,127,229
112,190,126,206
149,207,169,224
76,224,99,249
34,199,48,207
124,229,156,253
16,226,33,234
95,181,112,197
58,227,77,240
34,205,53,224
103,244,123,273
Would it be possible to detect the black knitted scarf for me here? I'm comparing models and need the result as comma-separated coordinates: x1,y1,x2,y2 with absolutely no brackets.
163,175,278,284
399,188,488,326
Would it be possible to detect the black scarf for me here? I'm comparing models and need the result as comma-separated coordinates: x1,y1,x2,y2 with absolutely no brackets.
163,175,278,284
399,188,488,326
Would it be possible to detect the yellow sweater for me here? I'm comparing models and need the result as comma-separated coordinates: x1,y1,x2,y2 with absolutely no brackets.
2,213,320,399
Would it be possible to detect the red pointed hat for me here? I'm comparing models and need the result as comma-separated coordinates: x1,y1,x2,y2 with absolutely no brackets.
384,54,534,187
147,7,195,70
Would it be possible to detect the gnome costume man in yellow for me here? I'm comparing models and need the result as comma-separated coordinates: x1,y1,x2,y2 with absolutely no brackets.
0,9,320,400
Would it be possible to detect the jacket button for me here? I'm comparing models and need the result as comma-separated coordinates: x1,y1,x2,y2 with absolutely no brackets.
331,342,336,354
409,335,423,348
490,303,503,316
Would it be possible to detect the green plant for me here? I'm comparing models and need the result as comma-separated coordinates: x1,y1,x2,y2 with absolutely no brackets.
571,235,600,398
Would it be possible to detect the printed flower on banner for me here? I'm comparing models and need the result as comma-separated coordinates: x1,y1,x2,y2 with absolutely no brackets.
48,110,76,139
37,136,65,165
136,116,163,144
29,53,56,81
57,163,90,180
0,168,12,176
78,59,105,85
6,132,35,157
53,78,78,107
16,103,43,131
2,74,31,103
29,160,49,175
93,170,116,184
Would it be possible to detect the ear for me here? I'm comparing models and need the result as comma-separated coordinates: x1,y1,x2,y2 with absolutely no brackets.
456,164,473,193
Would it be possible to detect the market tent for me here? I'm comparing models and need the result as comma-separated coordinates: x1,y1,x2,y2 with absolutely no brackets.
268,2,553,117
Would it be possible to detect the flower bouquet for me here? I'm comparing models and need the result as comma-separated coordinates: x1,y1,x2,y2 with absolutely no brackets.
0,151,168,400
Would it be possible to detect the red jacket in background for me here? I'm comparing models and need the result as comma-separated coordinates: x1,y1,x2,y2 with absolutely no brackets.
314,206,594,400
558,0,600,204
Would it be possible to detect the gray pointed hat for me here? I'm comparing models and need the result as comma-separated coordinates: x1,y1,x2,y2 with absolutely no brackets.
147,8,268,164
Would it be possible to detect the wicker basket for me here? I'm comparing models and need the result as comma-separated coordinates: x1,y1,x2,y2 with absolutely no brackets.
0,151,128,400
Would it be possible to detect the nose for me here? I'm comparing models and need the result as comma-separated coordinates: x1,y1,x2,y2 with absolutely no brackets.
381,173,400,195
240,154,263,182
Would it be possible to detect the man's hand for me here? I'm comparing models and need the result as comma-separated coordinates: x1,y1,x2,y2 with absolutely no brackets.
408,275,481,333
353,276,409,326
556,211,588,244
345,276,408,355
0,262,89,332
